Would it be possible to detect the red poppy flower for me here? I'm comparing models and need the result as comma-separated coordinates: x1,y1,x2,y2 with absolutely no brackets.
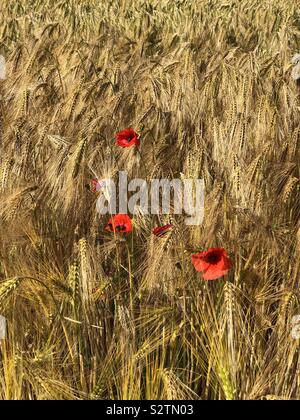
115,128,140,148
91,178,103,193
152,224,173,237
191,248,232,280
105,214,133,233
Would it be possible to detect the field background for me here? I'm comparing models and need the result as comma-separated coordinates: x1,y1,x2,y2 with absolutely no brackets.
0,0,300,400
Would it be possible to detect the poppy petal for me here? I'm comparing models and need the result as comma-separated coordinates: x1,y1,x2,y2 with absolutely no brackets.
105,214,133,233
192,248,232,281
153,224,173,237
115,128,140,148
191,254,210,272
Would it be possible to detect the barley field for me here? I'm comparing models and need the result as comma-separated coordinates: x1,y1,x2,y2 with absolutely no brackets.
0,0,300,401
